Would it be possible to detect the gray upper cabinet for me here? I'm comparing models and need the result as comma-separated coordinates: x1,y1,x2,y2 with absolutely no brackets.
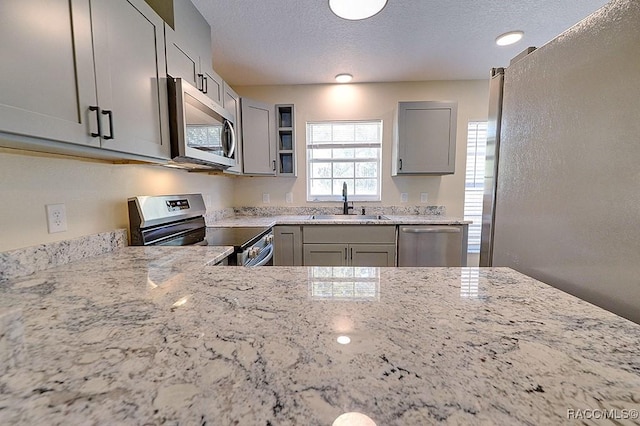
165,0,223,106
92,0,169,159
0,0,170,161
241,98,277,176
392,101,458,175
0,0,98,147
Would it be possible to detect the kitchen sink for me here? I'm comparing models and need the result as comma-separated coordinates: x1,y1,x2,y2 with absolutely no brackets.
310,214,389,220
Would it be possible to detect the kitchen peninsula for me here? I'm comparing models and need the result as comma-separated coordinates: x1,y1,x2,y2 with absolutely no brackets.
1,246,639,425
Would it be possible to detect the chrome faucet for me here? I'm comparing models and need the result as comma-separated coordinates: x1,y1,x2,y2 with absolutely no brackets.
342,182,353,215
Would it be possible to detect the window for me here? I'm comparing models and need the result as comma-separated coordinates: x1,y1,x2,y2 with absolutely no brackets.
464,121,488,254
306,120,382,201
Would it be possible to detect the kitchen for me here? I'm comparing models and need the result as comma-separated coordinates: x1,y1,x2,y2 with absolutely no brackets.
1,0,640,424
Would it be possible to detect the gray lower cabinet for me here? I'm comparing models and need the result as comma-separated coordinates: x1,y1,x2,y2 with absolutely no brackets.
303,244,348,266
0,0,169,160
303,243,395,267
350,244,396,267
273,226,303,266
302,225,396,267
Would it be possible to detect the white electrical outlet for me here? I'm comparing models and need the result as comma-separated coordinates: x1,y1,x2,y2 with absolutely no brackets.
285,192,293,204
400,193,408,203
420,192,429,203
46,203,68,233
262,193,270,204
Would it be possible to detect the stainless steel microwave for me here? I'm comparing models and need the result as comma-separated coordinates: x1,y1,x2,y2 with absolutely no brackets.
167,78,236,170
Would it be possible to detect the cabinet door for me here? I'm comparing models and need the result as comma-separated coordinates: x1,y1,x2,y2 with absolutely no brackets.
350,244,396,267
303,244,348,266
201,65,224,106
395,101,457,175
223,82,243,175
241,98,276,175
165,26,200,88
0,0,98,147
274,226,303,266
172,0,212,69
91,0,169,159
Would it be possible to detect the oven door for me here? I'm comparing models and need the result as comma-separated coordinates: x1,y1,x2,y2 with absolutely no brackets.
240,233,274,267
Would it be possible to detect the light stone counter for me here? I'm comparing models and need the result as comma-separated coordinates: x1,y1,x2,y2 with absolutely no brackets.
210,214,471,227
0,247,639,425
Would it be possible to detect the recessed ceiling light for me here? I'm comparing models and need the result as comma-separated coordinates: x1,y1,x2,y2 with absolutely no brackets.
496,30,524,46
329,0,388,21
336,335,351,344
335,73,353,83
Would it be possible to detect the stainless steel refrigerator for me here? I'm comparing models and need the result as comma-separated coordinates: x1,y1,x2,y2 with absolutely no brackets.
479,67,504,267
479,0,640,323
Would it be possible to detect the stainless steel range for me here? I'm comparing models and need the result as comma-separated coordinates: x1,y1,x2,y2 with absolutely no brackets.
128,194,273,266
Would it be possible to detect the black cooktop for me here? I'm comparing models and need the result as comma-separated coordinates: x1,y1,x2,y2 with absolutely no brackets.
205,227,270,250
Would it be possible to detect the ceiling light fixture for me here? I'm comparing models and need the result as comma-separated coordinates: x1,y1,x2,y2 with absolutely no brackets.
495,30,524,46
335,73,353,83
329,0,388,21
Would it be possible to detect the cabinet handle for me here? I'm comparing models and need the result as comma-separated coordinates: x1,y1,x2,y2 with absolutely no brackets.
202,76,208,94
401,227,461,233
272,159,276,171
344,247,347,260
89,106,101,137
102,110,114,140
350,247,353,260
197,73,204,91
399,159,403,170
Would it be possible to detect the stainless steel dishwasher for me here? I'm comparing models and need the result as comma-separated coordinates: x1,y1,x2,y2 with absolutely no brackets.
398,225,468,266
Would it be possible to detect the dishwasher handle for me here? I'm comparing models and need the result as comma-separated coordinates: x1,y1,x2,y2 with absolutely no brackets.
401,227,461,234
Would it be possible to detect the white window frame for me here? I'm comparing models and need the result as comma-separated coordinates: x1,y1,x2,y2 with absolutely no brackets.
464,121,488,254
306,120,383,202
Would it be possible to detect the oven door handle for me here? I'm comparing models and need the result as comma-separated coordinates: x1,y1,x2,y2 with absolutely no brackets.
247,243,273,267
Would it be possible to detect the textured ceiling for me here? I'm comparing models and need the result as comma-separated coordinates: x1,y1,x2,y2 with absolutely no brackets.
190,0,610,86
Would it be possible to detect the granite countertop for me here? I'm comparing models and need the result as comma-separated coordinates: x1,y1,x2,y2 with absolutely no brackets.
210,214,471,227
1,247,639,425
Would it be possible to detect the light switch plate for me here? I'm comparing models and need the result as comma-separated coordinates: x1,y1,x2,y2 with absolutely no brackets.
420,192,429,203
262,193,270,204
400,193,408,203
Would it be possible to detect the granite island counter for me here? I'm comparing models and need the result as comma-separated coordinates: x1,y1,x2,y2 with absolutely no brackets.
1,247,639,425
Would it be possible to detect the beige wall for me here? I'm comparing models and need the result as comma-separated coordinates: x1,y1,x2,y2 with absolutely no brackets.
234,80,489,214
0,79,489,252
0,147,234,252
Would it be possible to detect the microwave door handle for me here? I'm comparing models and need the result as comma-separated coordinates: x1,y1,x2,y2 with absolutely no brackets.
226,121,236,158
